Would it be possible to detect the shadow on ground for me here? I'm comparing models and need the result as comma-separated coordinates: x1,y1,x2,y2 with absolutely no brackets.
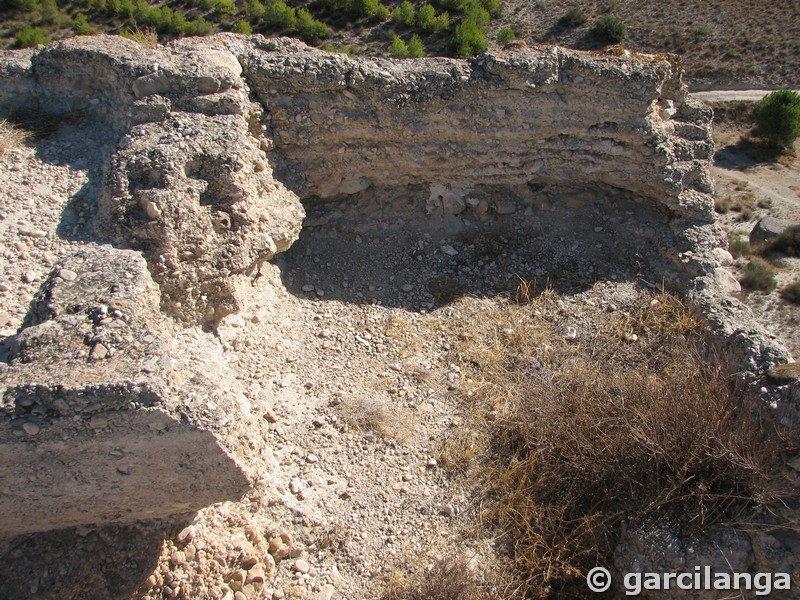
275,185,682,311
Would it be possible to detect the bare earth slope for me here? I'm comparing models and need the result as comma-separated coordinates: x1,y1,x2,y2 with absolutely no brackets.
495,0,800,90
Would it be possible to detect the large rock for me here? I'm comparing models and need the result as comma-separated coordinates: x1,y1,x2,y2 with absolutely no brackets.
750,216,791,246
0,247,254,539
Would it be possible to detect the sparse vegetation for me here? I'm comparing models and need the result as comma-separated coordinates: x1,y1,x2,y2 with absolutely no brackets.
0,119,31,160
383,554,486,600
295,8,331,43
495,26,515,45
727,233,751,258
763,224,800,257
388,34,408,57
740,257,777,291
755,90,800,148
120,25,158,48
391,0,416,27
780,279,800,304
558,7,585,28
407,33,425,57
591,15,626,44
443,292,796,595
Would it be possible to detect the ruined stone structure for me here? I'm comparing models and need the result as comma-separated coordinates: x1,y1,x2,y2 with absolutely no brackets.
0,34,788,559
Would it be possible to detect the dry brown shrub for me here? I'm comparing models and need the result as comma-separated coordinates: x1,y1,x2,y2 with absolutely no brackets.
0,119,31,160
121,26,158,49
337,392,414,441
446,292,797,597
383,554,493,600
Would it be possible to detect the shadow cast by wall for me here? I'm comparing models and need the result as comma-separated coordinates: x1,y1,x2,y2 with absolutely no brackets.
0,516,193,600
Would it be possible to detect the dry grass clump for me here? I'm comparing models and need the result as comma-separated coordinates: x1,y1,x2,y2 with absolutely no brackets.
740,257,778,292
337,392,414,441
446,292,796,597
383,555,490,600
780,279,800,304
121,26,158,49
0,119,31,160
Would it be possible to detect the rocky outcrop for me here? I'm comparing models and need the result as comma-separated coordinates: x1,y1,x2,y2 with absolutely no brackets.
3,35,305,326
239,38,714,221
0,247,259,538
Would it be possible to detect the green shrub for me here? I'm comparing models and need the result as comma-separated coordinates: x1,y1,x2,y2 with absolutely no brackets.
416,3,436,30
296,7,330,43
7,0,41,12
350,0,388,19
477,0,499,16
105,0,121,17
39,0,60,24
496,26,515,44
407,33,425,57
73,12,96,34
592,15,626,44
213,0,236,16
458,0,489,27
728,234,751,258
755,90,800,148
15,25,49,47
245,0,265,19
391,0,415,26
433,11,449,31
232,19,252,34
448,16,487,57
559,7,586,28
263,0,296,29
740,257,777,292
118,0,135,18
186,17,212,35
763,225,800,257
388,35,408,58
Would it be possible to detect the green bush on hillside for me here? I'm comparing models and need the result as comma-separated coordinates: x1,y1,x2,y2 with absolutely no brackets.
231,19,252,34
263,0,296,30
592,15,626,44
296,7,330,43
407,33,425,57
15,24,49,47
496,26,515,44
559,7,586,28
755,90,800,147
448,16,487,57
350,0,389,20
388,34,408,58
73,12,96,34
458,0,489,28
391,0,415,26
7,0,41,12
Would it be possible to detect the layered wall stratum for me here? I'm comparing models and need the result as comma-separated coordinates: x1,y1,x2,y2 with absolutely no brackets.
0,34,789,542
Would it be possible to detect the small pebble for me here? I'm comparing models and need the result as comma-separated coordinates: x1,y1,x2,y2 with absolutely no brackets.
292,559,310,574
22,422,40,436
58,269,78,282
